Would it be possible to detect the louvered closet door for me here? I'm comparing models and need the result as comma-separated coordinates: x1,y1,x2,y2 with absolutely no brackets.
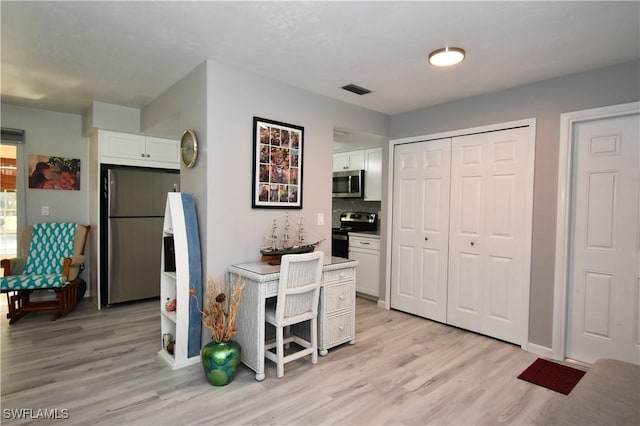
447,127,532,345
391,139,451,322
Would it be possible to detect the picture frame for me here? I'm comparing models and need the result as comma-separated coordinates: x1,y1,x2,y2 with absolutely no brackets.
28,155,81,191
252,116,304,209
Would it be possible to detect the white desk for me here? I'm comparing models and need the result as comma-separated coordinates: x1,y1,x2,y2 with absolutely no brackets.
228,256,358,381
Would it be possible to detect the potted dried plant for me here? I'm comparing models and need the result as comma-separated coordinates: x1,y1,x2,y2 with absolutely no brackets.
191,276,245,386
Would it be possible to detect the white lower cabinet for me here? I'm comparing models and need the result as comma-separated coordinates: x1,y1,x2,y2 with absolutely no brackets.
318,265,356,354
349,235,380,298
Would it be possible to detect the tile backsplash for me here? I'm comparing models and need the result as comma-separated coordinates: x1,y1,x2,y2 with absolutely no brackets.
332,198,381,228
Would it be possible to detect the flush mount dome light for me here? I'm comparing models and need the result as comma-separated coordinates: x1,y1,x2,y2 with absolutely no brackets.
428,47,465,67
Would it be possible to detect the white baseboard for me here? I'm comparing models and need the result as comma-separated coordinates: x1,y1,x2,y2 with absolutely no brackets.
527,342,554,359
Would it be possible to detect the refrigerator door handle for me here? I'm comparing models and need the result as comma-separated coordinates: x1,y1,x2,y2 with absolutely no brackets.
107,169,115,215
103,174,109,200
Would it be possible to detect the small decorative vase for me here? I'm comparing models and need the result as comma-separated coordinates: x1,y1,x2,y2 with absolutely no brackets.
200,340,241,386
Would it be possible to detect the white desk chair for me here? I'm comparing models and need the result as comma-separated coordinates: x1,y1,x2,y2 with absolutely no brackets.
264,251,324,378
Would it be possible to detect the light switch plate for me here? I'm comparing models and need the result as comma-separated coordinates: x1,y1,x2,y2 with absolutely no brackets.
317,213,324,226
42,206,49,216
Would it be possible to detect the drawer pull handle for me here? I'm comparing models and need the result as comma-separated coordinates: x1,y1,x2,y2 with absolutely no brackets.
360,241,370,245
470,241,475,247
339,295,345,300
339,326,344,331
425,237,429,241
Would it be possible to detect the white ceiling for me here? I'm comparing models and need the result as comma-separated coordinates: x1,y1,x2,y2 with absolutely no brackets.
1,1,639,120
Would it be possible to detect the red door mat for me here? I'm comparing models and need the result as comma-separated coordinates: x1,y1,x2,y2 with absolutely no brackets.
517,358,587,395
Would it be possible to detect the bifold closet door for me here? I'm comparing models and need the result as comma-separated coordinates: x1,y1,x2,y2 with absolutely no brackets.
447,127,533,345
391,139,451,322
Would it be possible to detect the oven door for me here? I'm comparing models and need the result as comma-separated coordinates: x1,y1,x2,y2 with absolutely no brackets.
331,232,349,258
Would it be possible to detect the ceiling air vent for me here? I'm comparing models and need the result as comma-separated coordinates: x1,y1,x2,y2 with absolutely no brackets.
341,84,372,96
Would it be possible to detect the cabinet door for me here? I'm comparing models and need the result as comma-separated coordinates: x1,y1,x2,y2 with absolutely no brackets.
348,151,365,170
101,131,146,161
333,150,365,171
146,137,180,164
349,239,380,298
333,153,350,171
364,147,382,201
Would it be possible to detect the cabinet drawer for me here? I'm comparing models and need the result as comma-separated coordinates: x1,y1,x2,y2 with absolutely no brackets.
265,279,279,296
323,267,354,284
349,236,381,250
324,282,354,313
324,312,353,346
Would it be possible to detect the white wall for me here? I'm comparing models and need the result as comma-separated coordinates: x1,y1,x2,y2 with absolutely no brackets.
388,60,640,349
1,104,89,225
82,101,141,136
0,104,91,287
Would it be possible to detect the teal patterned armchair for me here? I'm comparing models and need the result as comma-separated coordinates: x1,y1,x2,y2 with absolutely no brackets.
0,222,90,324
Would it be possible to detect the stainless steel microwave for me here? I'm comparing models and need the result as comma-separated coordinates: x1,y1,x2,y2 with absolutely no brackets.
333,170,364,198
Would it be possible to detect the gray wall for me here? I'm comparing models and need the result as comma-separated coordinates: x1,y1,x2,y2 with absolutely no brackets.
142,62,208,272
204,60,388,285
0,104,91,286
140,59,389,338
388,60,640,349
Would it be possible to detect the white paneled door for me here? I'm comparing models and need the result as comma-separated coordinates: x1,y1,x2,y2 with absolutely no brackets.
391,138,451,323
447,127,533,344
567,113,640,365
391,124,534,346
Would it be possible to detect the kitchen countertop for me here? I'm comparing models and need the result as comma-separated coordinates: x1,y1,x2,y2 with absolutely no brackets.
348,230,380,239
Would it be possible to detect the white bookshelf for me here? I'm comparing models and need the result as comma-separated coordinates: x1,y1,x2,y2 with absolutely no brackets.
157,192,202,369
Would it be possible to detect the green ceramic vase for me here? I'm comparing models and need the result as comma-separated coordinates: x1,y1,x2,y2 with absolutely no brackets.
200,340,241,386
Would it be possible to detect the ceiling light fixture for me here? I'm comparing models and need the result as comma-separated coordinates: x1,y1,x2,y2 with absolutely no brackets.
428,47,466,67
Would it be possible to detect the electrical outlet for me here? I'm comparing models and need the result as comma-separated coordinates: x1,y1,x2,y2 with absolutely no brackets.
42,206,50,216
317,213,324,226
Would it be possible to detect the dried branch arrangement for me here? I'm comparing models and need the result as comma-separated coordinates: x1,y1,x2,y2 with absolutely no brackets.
190,276,245,343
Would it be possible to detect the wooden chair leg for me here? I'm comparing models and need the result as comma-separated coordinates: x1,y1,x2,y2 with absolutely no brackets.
7,291,30,324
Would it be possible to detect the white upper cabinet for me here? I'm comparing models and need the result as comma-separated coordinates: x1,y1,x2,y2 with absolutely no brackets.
100,130,179,169
333,150,365,172
333,148,382,200
145,136,181,164
364,147,382,201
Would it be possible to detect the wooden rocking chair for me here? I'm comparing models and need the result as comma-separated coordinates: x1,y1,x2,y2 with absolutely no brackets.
0,222,90,324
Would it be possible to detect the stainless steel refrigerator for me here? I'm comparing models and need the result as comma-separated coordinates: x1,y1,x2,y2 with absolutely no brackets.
102,166,179,305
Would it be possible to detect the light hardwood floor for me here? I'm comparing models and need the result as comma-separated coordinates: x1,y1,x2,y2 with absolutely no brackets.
1,296,568,425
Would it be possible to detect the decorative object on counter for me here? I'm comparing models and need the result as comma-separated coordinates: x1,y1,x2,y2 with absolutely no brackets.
260,212,324,265
252,116,304,209
191,277,245,386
